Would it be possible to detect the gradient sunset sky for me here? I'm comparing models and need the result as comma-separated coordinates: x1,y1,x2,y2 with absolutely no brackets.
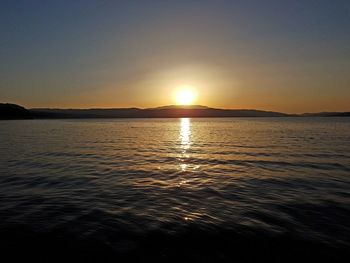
0,0,349,113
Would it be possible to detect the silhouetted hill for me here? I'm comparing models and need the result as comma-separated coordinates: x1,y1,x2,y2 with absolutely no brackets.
30,106,290,118
2,103,350,119
301,112,350,117
30,108,141,119
0,103,32,119
148,105,210,110
141,108,290,118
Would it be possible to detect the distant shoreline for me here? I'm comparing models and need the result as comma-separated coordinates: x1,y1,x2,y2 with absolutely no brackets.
1,103,349,120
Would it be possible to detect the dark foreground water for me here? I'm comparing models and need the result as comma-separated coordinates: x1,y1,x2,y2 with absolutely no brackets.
0,118,349,262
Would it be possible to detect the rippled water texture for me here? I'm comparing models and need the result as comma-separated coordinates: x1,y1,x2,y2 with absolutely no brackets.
0,118,350,262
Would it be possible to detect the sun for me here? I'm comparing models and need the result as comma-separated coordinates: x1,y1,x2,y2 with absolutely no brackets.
175,86,197,105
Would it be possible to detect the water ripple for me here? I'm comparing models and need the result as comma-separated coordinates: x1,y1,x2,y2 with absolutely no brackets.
0,118,350,261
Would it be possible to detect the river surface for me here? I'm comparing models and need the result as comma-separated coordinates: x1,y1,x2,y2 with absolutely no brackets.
0,118,349,262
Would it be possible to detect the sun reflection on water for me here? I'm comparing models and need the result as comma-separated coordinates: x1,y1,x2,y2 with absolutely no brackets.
180,118,191,150
178,118,192,173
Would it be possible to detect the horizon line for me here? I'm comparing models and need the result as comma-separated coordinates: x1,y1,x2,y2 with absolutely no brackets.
2,102,350,115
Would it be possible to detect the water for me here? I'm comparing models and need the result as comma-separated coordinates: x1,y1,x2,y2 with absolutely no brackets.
0,118,349,262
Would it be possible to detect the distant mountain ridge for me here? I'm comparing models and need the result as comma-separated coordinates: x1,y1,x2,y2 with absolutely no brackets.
0,103,32,119
1,103,349,119
148,105,210,110
301,112,350,117
29,105,290,118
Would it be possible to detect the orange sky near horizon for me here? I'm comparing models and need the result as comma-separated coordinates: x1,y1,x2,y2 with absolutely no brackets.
13,62,349,114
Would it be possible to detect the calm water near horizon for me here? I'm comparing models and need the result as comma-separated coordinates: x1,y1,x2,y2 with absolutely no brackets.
0,117,350,262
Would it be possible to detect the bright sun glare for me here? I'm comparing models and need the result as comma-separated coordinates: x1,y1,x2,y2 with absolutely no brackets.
175,86,197,105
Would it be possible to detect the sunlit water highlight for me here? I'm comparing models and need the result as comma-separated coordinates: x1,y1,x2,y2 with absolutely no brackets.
0,118,349,261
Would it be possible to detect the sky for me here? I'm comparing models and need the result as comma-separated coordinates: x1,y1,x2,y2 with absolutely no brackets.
0,0,349,113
